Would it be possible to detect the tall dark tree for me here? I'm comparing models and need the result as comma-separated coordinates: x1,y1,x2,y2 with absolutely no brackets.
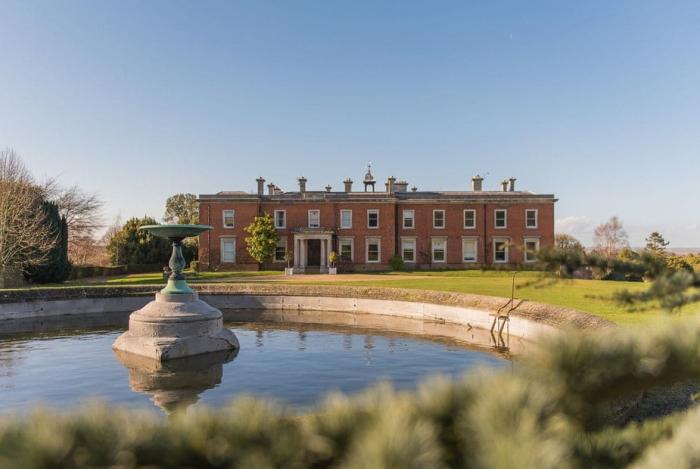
106,216,172,266
645,231,670,256
25,201,71,283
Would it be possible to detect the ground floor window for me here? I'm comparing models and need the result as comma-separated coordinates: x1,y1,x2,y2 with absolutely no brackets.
339,238,353,262
462,238,477,263
431,238,446,263
221,238,236,263
366,238,381,263
401,238,416,262
524,238,540,263
494,239,508,263
274,239,287,262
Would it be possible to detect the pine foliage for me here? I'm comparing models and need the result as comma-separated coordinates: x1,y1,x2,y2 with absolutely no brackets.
5,318,700,467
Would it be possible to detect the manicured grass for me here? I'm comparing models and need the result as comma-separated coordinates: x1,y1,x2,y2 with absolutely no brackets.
295,270,700,326
104,270,281,285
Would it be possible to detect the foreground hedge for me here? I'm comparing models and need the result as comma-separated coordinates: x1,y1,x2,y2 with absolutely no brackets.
3,318,700,468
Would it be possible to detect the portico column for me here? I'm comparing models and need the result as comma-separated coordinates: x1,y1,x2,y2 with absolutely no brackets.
293,237,299,268
300,239,307,268
320,239,327,269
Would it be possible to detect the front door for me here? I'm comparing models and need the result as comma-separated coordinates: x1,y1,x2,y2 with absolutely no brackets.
307,239,321,266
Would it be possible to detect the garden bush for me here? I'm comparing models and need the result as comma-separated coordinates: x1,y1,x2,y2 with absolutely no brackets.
4,317,700,467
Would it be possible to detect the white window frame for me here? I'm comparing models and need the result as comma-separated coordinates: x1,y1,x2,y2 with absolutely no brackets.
274,237,287,263
461,237,478,263
464,209,476,229
433,209,445,229
367,209,379,229
524,237,540,263
525,209,538,229
402,209,415,229
220,237,236,263
222,209,235,228
274,210,286,229
401,237,416,263
431,237,447,263
308,209,320,228
494,209,507,229
366,237,381,263
340,209,353,229
338,237,354,262
493,238,509,263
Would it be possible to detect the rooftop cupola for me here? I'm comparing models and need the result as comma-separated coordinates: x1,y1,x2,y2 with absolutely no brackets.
363,163,376,192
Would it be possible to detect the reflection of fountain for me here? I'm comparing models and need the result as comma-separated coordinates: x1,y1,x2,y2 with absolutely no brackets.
113,224,239,360
115,349,237,414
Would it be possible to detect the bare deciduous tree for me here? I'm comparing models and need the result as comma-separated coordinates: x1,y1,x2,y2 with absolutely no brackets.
55,185,104,259
0,148,56,269
593,216,629,258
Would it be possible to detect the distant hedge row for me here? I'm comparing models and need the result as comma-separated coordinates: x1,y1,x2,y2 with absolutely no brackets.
68,264,163,280
3,317,700,467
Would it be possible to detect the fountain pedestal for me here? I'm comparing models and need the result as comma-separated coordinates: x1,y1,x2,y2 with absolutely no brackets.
112,224,239,361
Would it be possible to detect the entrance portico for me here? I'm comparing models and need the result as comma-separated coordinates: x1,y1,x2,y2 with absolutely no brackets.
293,229,334,273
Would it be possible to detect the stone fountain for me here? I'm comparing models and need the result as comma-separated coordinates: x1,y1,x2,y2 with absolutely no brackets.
112,224,239,360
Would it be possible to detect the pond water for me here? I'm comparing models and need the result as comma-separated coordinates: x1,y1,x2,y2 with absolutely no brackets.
0,311,507,414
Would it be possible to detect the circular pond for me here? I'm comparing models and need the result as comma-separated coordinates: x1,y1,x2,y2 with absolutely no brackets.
0,310,507,414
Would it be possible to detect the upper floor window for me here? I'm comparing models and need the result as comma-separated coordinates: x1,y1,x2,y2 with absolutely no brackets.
308,209,320,228
494,209,507,229
464,209,476,229
403,210,415,229
367,209,379,229
433,210,445,229
340,209,352,229
526,209,538,228
274,210,286,229
222,210,235,228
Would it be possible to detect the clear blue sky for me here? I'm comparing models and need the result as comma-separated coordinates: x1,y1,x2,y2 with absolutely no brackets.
1,1,698,246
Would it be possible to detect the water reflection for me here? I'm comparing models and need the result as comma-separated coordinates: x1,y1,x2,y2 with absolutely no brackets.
114,349,237,414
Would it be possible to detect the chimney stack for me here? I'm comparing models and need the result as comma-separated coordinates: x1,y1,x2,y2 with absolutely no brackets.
508,177,516,192
471,175,483,192
325,184,332,193
256,177,265,196
343,178,353,193
267,183,276,196
387,176,396,194
500,180,509,192
298,176,307,194
394,180,409,192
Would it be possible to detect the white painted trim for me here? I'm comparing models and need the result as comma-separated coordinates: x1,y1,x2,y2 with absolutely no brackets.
523,237,540,263
463,209,476,229
274,210,286,229
308,209,320,228
461,236,478,263
525,209,538,229
432,209,445,229
367,209,380,229
338,237,354,262
222,209,235,228
431,236,447,263
493,237,509,263
339,209,353,229
365,236,381,263
220,236,236,263
494,209,507,229
400,237,417,263
402,209,415,229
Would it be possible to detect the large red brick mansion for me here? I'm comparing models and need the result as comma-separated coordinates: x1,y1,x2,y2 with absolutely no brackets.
198,166,556,272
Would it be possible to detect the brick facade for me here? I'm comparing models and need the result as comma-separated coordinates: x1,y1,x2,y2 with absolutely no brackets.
198,176,555,272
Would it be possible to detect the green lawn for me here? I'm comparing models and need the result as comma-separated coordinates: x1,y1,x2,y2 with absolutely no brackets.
102,270,281,285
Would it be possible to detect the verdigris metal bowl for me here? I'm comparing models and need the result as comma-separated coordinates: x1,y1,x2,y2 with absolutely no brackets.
139,224,213,241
